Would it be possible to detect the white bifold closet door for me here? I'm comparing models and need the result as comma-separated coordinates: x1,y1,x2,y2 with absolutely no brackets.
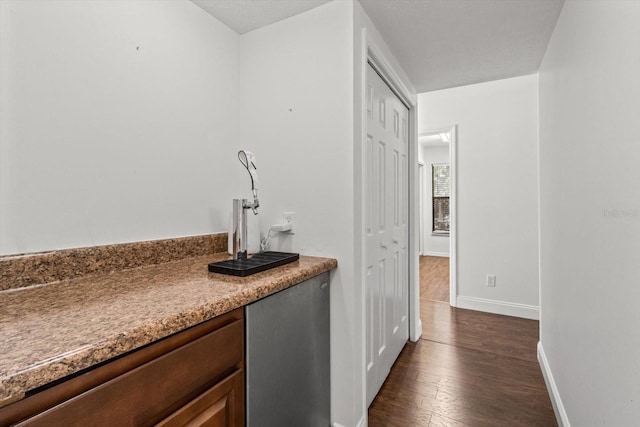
365,62,410,406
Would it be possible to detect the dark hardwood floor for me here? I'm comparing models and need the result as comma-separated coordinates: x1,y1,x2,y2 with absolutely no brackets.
419,300,540,364
420,256,449,303
368,258,556,426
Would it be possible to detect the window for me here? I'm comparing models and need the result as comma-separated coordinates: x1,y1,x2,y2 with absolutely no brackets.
432,164,450,234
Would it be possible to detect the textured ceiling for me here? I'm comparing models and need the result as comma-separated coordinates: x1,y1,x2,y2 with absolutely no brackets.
420,135,448,147
360,0,564,92
191,0,332,34
191,0,564,93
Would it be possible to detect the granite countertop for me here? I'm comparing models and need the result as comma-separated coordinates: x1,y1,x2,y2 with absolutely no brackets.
0,251,337,407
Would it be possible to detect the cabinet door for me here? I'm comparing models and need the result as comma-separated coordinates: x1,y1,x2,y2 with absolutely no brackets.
157,369,243,427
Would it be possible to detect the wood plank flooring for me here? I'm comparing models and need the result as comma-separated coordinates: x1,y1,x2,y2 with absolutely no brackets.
368,259,556,426
420,256,449,303
419,300,540,364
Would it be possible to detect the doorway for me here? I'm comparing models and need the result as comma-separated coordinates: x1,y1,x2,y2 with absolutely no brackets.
418,127,457,306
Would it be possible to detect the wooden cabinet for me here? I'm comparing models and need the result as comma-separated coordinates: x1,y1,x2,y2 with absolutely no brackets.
157,369,243,427
1,309,244,427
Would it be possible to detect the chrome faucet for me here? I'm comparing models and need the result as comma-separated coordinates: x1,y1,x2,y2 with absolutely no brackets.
232,150,260,260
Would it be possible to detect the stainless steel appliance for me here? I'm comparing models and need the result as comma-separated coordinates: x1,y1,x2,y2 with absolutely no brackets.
245,272,330,426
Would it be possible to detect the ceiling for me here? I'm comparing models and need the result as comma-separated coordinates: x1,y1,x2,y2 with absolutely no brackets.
420,135,448,147
191,0,564,93
191,0,332,34
420,129,450,147
360,0,564,92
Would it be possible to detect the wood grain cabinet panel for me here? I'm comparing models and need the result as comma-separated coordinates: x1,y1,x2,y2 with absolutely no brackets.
157,369,243,427
2,309,244,427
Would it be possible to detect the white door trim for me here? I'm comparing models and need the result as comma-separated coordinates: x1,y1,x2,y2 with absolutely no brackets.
418,161,425,256
359,27,421,350
419,125,458,307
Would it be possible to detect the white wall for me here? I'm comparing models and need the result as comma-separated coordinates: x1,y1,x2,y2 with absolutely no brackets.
538,1,640,425
0,0,242,255
238,2,360,426
418,75,540,318
420,144,450,257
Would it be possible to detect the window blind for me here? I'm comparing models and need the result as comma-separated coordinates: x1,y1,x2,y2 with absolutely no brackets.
432,164,450,233
432,164,450,197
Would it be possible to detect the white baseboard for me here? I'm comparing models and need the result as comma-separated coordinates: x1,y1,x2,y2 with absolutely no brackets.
424,251,449,258
333,413,366,427
456,295,539,320
538,342,570,427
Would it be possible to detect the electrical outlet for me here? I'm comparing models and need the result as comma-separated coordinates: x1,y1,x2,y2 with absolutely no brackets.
487,275,496,287
283,212,295,234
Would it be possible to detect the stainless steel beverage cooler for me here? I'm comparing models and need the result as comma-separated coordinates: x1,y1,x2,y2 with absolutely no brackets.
245,272,330,427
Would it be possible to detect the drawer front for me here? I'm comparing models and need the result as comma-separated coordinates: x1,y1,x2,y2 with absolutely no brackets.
157,368,243,427
17,319,244,427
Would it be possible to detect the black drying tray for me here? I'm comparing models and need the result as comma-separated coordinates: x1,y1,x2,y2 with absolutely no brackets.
208,251,300,277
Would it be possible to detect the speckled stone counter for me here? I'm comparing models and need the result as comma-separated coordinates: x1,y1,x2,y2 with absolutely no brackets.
0,246,336,408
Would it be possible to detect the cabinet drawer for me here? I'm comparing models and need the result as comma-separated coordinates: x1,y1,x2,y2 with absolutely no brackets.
16,318,243,426
157,368,243,427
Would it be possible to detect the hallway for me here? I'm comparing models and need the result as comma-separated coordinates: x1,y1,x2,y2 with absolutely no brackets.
368,260,556,426
419,256,450,303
